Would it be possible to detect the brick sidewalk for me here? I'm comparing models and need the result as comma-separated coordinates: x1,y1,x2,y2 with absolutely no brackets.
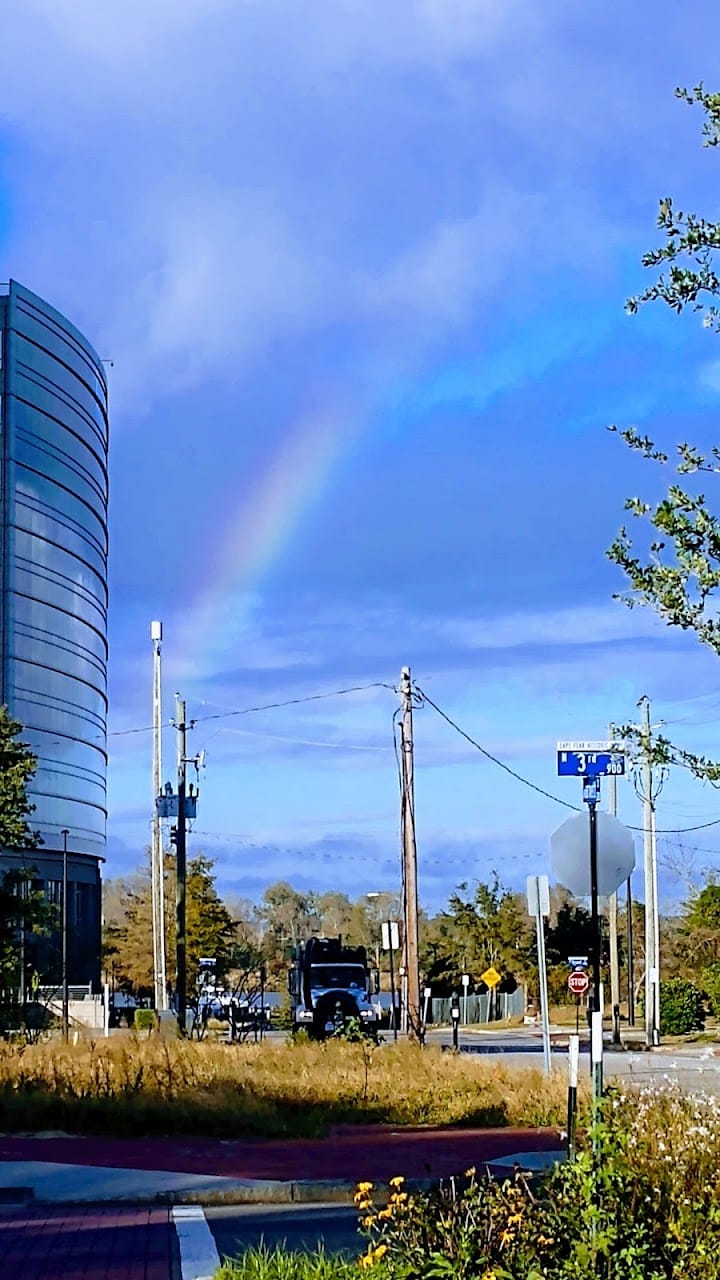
0,1126,562,1183
0,1205,173,1279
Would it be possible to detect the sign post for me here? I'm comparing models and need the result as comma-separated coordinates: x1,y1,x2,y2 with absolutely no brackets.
461,973,470,1026
382,921,399,1042
552,740,634,1134
526,875,551,1075
450,991,460,1050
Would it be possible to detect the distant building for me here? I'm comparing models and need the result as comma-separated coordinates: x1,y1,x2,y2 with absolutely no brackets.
0,280,108,988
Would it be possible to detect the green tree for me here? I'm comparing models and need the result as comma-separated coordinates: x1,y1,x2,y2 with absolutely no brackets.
427,876,533,1004
259,881,320,964
608,84,720,779
109,852,240,994
0,706,39,850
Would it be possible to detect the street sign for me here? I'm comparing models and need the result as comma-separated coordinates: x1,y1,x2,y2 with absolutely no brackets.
568,955,588,970
568,970,589,996
461,973,470,987
381,921,399,951
550,810,636,896
526,874,550,918
480,966,501,989
557,745,625,777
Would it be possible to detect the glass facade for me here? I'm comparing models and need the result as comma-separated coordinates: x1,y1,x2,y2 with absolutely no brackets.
0,281,107,984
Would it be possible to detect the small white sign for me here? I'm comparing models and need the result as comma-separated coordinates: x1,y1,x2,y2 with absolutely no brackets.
526,874,550,918
557,740,614,752
381,921,400,952
461,973,470,987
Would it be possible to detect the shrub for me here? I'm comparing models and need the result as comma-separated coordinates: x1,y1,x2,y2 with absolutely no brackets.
659,978,705,1035
352,1086,720,1279
703,963,720,1019
133,1009,157,1034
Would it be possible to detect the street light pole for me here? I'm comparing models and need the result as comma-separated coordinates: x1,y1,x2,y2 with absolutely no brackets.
61,828,69,1041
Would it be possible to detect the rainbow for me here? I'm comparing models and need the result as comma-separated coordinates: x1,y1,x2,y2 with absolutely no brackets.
173,396,359,676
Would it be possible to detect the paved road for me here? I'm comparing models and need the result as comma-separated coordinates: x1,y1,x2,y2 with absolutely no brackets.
208,1203,361,1263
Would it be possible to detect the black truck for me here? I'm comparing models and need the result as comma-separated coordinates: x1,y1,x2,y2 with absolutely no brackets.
288,935,379,1039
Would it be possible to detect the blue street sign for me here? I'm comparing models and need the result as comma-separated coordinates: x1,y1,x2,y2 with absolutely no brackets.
557,746,625,777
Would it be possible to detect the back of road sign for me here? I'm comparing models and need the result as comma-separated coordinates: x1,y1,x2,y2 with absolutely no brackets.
550,810,635,896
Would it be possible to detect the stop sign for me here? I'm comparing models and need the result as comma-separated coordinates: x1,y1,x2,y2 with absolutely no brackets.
568,970,589,996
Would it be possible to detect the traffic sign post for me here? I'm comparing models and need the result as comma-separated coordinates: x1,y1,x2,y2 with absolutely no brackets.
526,875,552,1076
461,973,470,1026
553,740,635,1134
451,991,460,1051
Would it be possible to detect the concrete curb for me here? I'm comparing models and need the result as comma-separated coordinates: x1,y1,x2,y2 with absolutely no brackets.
17,1157,567,1208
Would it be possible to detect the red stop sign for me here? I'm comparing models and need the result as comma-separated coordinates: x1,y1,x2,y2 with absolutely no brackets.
568,970,589,996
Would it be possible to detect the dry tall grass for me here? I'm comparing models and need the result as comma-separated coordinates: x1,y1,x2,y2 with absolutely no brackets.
0,1037,577,1136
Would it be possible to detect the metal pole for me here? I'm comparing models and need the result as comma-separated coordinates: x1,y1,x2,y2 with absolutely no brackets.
587,784,603,1103
535,897,552,1076
61,828,69,1041
627,876,635,1026
650,803,660,1046
175,695,187,1038
568,1033,579,1160
151,622,167,1011
400,667,421,1039
607,728,621,1045
639,695,657,1047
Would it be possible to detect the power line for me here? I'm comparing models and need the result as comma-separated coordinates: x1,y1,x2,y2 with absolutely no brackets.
104,680,394,742
413,683,720,836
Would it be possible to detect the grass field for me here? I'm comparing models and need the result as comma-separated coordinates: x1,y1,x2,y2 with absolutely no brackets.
0,1036,579,1136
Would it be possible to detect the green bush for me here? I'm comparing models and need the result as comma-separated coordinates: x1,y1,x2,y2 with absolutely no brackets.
703,963,720,1019
133,1008,157,1033
352,1087,720,1278
658,978,705,1035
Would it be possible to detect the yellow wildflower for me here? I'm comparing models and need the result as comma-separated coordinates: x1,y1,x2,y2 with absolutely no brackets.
537,1236,555,1247
361,1215,377,1229
464,1167,476,1178
481,1272,497,1280
388,1176,405,1188
372,1244,388,1260
356,1181,374,1195
356,1199,373,1212
358,1253,374,1270
390,1191,408,1205
500,1229,514,1246
507,1213,523,1226
377,1207,393,1220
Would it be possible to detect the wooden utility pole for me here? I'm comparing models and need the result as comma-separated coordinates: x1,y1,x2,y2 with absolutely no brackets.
175,694,188,1037
400,667,421,1039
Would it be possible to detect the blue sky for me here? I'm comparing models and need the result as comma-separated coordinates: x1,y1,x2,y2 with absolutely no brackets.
2,0,720,912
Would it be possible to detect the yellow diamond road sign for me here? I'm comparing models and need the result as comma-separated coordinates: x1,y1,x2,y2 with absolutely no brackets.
480,966,501,989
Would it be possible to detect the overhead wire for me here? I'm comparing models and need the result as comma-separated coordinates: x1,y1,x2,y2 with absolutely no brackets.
413,683,720,836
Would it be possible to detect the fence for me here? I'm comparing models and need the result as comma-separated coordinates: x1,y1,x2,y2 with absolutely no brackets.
428,989,525,1025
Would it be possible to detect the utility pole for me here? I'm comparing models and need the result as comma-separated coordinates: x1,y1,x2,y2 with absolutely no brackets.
400,667,421,1039
151,621,167,1011
638,695,660,1047
174,694,188,1038
608,723,621,1045
627,875,635,1027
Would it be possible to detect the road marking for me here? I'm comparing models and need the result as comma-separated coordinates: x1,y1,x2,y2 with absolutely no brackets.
172,1205,221,1280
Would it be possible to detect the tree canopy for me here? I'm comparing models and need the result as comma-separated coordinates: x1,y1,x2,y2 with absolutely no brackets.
608,84,720,779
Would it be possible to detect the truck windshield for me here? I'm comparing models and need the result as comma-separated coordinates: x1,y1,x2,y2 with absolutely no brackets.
310,965,367,991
